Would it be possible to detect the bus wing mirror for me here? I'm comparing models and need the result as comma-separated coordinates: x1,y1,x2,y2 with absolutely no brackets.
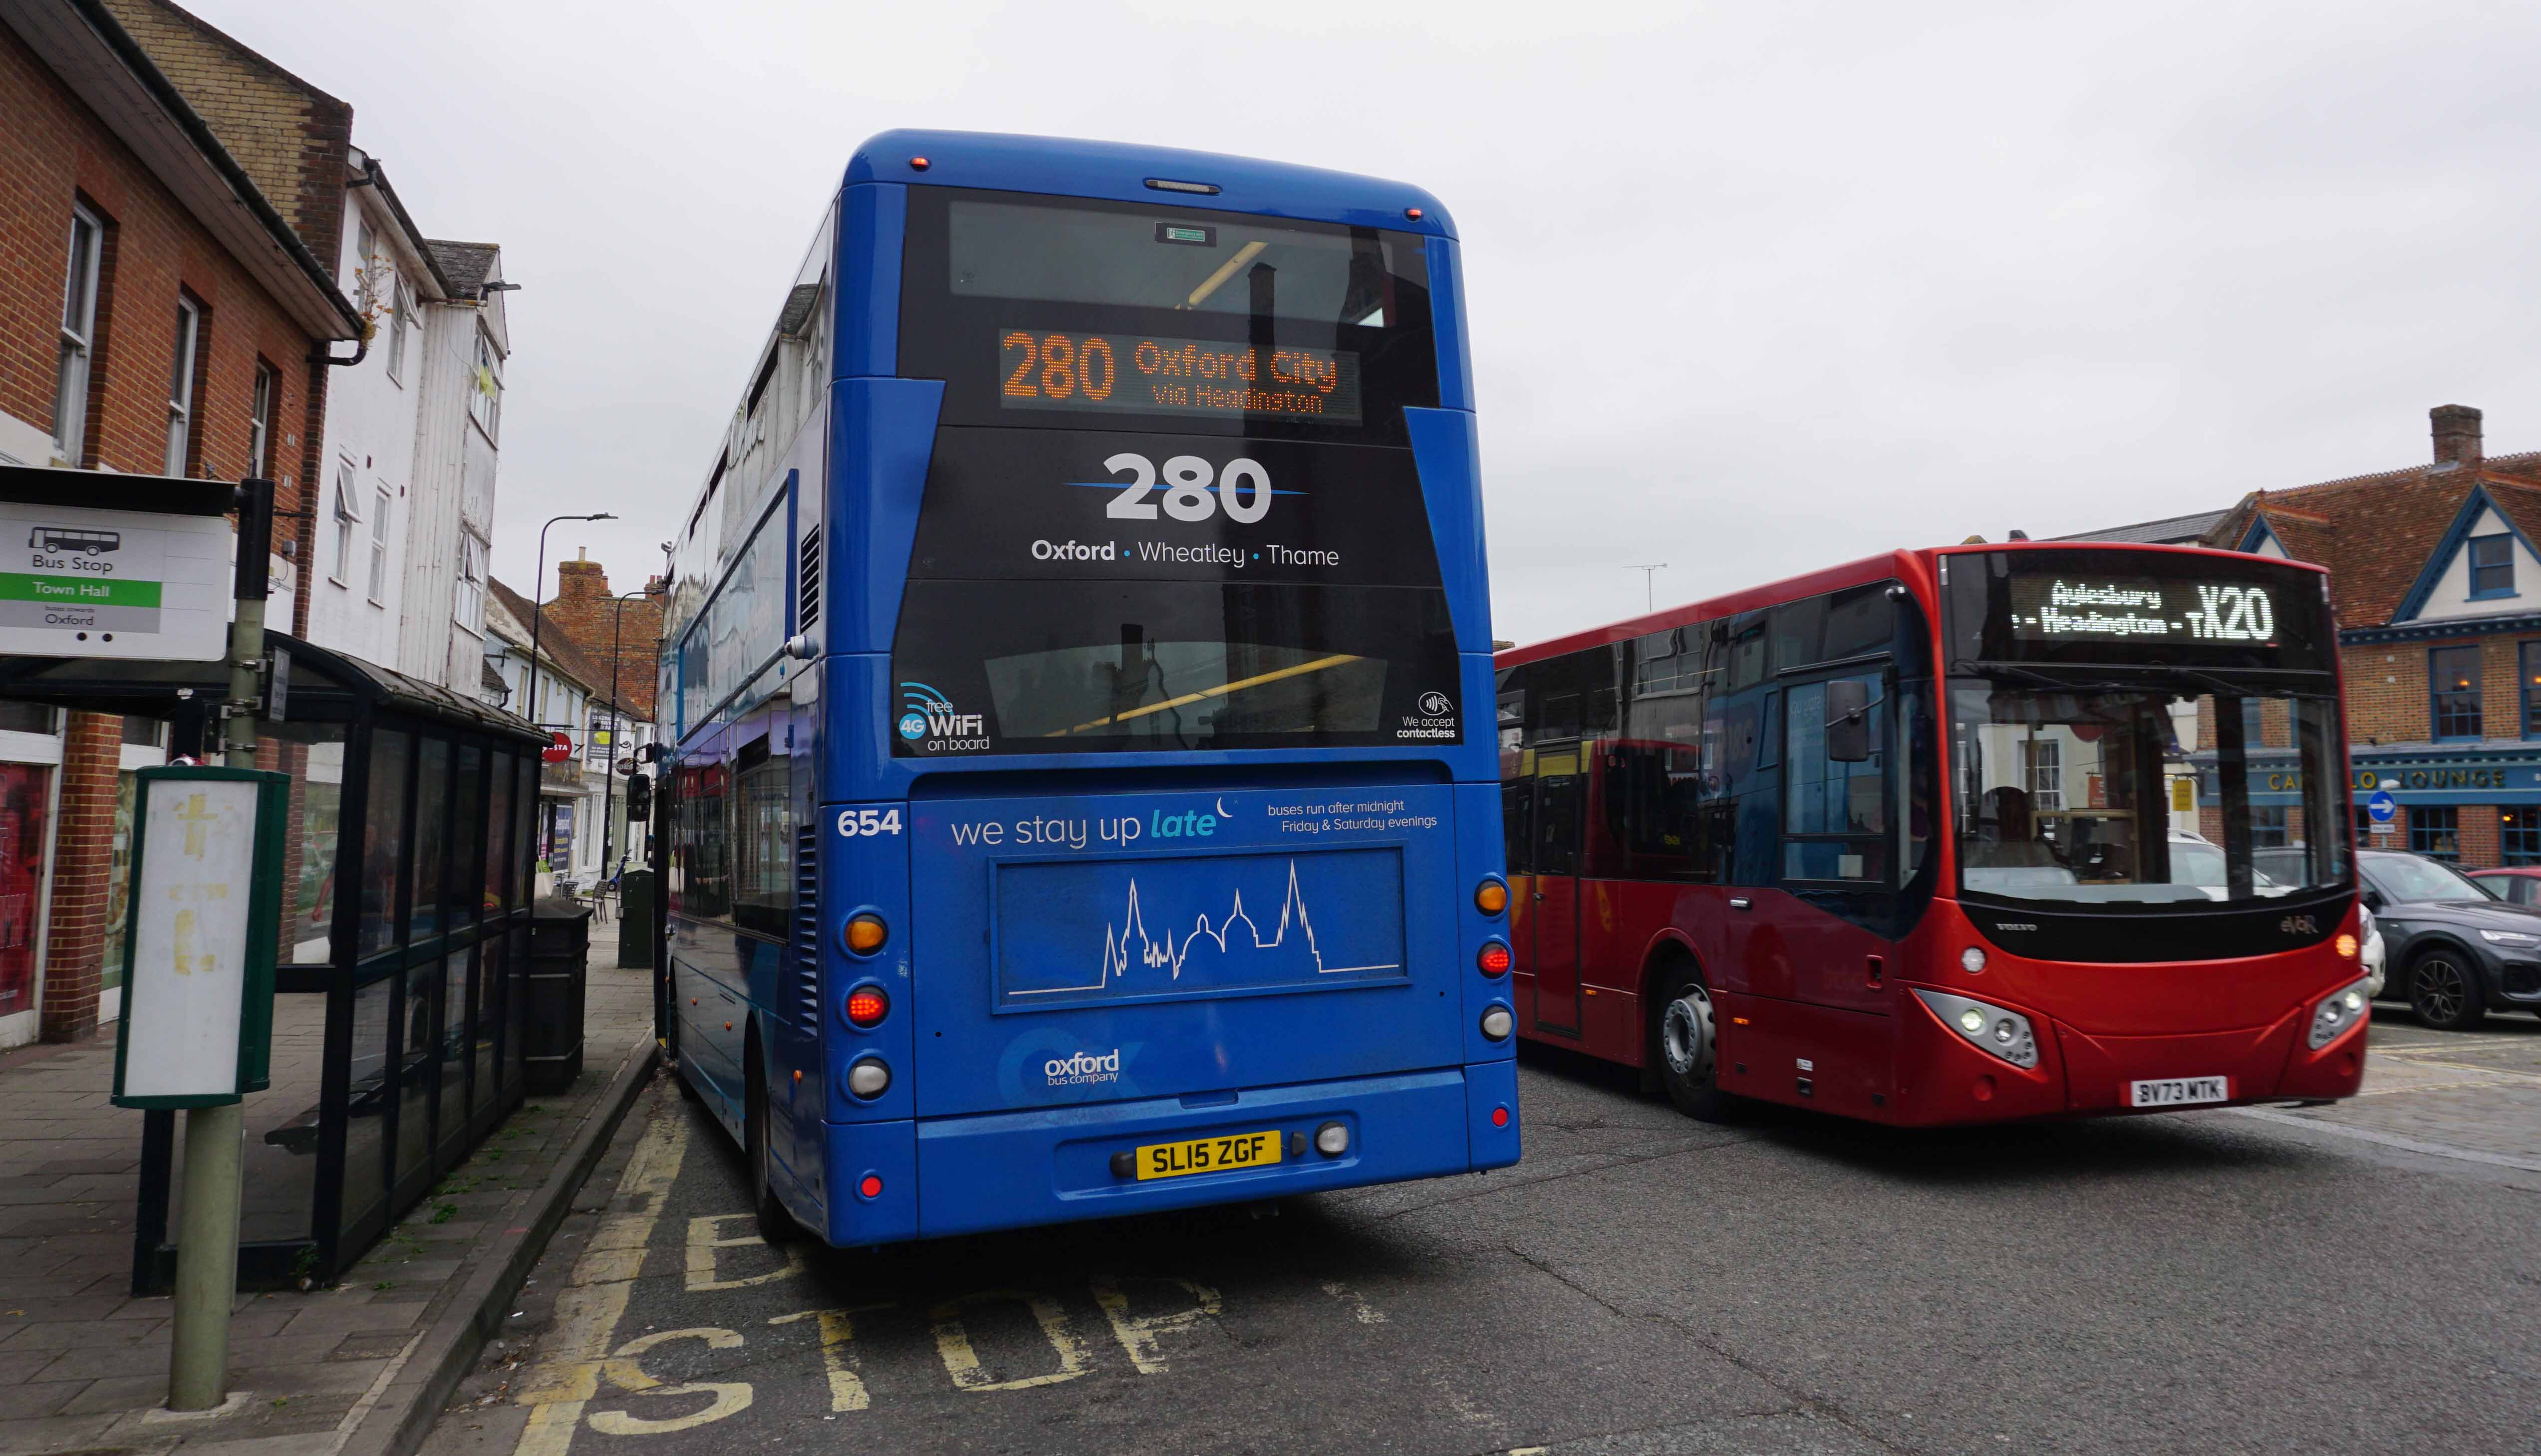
1825,680,1871,762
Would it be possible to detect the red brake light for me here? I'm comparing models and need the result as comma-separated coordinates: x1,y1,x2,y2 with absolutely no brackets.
846,986,889,1027
1477,941,1511,976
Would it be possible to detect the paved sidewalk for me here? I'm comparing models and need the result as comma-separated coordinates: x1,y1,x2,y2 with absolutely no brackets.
0,945,656,1456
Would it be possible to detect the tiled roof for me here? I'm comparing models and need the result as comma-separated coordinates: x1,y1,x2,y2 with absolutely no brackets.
2054,508,2233,545
426,240,499,295
2199,451,2541,628
486,576,618,707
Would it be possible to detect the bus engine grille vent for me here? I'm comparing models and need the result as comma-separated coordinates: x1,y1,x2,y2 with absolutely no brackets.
796,528,820,633
793,825,820,1031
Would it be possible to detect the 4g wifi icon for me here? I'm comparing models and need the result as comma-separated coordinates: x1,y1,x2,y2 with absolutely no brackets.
898,682,982,742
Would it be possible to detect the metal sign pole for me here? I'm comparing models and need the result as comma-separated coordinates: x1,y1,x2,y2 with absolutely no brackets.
164,479,271,1412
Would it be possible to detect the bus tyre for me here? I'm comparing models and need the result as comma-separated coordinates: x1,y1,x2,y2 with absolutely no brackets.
1653,966,1743,1124
745,1043,801,1245
2407,947,2486,1032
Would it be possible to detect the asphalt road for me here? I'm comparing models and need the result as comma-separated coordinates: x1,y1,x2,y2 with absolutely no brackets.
422,1007,2541,1456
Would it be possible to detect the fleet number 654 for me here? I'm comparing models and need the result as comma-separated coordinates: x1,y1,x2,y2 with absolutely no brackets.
837,808,903,837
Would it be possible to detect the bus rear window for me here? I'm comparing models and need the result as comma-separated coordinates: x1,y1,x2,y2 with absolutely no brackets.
890,580,1458,755
949,199,1414,324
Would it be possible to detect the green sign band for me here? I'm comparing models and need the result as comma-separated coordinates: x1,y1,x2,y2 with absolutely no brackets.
0,571,163,608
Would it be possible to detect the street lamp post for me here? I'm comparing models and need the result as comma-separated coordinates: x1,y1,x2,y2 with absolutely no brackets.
598,587,653,878
527,513,614,874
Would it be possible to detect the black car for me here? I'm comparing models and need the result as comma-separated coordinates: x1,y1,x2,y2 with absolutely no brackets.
2357,848,2541,1030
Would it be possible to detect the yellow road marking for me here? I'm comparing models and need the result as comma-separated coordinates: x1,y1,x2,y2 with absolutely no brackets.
1319,1279,1389,1324
684,1213,808,1291
586,1327,753,1435
930,1291,1093,1392
1089,1275,1221,1374
771,1305,894,1412
510,1109,689,1456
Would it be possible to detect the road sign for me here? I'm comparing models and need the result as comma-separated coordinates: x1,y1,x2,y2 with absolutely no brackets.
111,767,287,1108
2367,789,2397,823
0,499,231,661
543,730,573,764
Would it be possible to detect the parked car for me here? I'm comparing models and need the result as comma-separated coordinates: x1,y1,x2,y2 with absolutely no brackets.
2357,848,2540,1030
2358,900,2386,1000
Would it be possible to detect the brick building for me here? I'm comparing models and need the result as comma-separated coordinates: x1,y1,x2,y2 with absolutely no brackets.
2083,405,2541,871
0,0,360,1045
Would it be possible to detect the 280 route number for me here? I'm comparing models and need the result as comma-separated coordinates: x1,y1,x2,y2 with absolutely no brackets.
1102,453,1274,524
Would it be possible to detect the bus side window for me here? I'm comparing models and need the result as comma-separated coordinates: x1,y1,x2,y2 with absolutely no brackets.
1782,674,1888,885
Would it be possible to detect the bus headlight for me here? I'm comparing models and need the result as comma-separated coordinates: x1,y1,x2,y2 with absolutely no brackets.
847,1057,890,1099
1913,988,2038,1070
2308,977,2373,1050
1479,1005,1513,1040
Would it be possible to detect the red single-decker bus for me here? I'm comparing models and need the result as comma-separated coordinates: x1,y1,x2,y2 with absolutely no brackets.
1494,542,2370,1125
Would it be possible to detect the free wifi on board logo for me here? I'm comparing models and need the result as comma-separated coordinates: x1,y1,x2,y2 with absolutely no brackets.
898,682,988,753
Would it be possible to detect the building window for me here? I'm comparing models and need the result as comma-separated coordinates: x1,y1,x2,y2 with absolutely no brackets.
165,296,202,476
2505,810,2541,866
2024,737,2062,812
331,466,359,583
2355,804,2382,846
2430,646,2482,740
2410,805,2461,861
2522,643,2541,739
354,218,378,311
368,485,392,602
53,204,104,464
469,329,502,442
2470,534,2515,598
386,279,412,384
248,362,276,479
2250,806,2289,849
454,535,485,632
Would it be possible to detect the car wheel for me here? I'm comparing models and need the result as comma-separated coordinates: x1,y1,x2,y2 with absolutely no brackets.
2407,949,2487,1032
1651,961,1745,1124
745,1038,800,1244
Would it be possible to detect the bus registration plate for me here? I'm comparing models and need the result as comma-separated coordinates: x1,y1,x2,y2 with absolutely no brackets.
2128,1076,2230,1108
1134,1130,1283,1181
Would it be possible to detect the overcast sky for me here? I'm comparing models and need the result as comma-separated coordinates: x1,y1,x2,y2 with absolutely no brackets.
186,0,2541,645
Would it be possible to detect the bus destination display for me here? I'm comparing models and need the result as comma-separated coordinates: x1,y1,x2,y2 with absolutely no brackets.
2006,574,2280,645
998,329,1362,424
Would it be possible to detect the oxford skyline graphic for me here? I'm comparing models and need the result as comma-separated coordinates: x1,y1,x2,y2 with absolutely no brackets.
1009,860,1401,997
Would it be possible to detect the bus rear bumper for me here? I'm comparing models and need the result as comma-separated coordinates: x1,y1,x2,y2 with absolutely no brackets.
823,1065,1511,1246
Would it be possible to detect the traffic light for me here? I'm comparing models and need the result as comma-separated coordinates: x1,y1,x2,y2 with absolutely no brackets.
624,771,652,822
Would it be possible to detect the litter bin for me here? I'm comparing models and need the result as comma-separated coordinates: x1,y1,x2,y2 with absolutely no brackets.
617,868,656,970
525,898,592,1093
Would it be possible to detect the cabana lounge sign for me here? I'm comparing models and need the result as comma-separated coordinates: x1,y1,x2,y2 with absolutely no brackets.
0,500,229,661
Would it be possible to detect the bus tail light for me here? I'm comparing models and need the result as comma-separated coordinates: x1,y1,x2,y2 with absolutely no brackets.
847,1057,890,1098
1912,988,2038,1070
1479,1005,1513,1041
1477,940,1511,976
1314,1121,1350,1156
844,985,889,1028
2308,977,2372,1050
843,913,887,956
1474,878,1508,916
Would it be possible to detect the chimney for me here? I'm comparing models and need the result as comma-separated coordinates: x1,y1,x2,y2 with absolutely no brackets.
2433,404,2483,466
556,557,608,600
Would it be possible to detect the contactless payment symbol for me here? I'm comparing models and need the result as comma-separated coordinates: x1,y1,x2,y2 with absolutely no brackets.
1418,691,1453,717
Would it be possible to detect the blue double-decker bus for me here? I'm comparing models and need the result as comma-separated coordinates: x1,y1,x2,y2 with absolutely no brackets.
657,131,1516,1246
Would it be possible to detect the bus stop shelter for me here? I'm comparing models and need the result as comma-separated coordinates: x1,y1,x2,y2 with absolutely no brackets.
0,631,547,1289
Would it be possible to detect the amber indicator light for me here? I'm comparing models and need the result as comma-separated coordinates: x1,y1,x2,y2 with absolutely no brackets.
1474,879,1508,915
844,914,888,956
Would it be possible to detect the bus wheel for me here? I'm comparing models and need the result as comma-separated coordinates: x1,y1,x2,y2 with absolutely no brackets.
745,1042,800,1244
2407,949,2485,1032
1653,964,1743,1124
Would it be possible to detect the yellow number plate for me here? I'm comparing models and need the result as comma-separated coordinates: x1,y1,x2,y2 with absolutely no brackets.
1134,1129,1284,1181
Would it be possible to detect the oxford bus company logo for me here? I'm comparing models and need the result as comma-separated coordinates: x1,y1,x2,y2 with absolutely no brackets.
898,682,986,751
1045,1048,1121,1086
